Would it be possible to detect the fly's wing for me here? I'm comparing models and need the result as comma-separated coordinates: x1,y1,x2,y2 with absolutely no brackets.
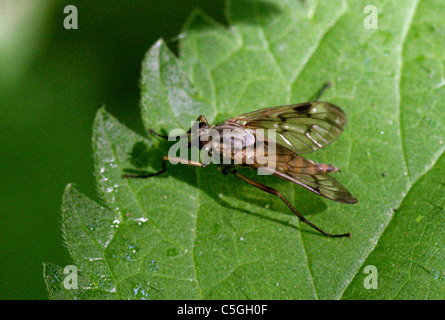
260,145,357,204
228,102,347,154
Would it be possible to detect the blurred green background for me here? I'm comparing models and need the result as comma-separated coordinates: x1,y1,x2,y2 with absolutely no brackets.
0,0,225,300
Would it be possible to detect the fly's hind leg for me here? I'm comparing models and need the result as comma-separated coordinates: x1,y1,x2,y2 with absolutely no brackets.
228,167,351,238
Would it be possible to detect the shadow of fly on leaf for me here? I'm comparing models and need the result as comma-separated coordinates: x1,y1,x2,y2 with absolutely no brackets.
123,83,358,238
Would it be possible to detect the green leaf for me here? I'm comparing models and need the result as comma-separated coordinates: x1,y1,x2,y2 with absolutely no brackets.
45,0,445,299
341,153,445,299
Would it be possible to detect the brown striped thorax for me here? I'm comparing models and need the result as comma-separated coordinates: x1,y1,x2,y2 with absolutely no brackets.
197,122,275,171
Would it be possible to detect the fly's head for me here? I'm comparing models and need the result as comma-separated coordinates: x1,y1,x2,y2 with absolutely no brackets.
189,120,211,150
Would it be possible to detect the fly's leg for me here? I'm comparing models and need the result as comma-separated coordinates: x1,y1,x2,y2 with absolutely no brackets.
148,129,169,140
149,115,209,139
148,128,190,140
122,156,205,178
228,168,351,238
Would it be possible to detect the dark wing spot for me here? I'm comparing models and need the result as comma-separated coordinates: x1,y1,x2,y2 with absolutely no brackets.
293,103,312,114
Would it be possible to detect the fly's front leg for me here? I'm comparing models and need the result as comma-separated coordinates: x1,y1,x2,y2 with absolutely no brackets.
150,115,208,139
122,156,205,178
228,168,351,238
165,156,206,167
149,129,191,141
148,129,170,140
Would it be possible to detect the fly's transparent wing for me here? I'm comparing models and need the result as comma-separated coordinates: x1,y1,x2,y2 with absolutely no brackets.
276,170,358,204
263,145,357,204
228,102,347,154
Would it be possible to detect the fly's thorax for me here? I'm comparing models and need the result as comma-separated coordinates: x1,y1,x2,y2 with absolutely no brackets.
221,125,255,160
198,123,256,164
197,123,277,171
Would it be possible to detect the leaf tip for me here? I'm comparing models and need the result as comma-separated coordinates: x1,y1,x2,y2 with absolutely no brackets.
93,106,117,134
63,183,77,201
183,7,224,33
